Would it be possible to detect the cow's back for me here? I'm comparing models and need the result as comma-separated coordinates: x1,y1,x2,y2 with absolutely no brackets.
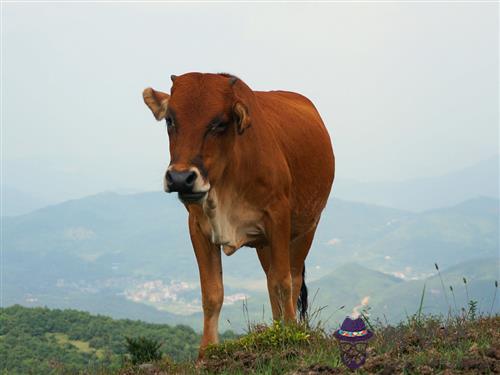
254,90,335,236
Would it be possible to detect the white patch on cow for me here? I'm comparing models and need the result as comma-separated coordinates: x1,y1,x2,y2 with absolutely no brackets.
202,187,263,256
191,167,210,193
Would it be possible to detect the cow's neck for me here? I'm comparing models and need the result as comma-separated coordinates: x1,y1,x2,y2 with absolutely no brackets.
201,183,263,256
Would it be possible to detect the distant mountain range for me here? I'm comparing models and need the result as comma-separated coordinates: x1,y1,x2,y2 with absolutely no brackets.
334,154,499,211
1,186,52,217
3,154,498,216
2,189,498,331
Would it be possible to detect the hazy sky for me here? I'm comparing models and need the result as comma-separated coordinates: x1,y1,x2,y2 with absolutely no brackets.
3,2,499,202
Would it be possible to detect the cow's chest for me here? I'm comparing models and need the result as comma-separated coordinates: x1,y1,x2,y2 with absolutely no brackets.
200,189,263,255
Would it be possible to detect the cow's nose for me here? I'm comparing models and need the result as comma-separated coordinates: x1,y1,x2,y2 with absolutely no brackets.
165,170,197,192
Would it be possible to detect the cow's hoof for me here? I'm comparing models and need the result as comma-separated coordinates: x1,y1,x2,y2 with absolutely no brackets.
196,348,206,362
195,355,206,369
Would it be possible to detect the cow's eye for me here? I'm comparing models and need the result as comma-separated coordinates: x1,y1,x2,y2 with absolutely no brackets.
210,120,227,134
165,117,174,131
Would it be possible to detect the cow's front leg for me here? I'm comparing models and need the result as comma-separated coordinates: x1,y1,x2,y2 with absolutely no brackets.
265,201,295,321
188,214,223,359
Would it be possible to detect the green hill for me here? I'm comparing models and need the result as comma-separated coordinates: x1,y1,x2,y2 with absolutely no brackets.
357,197,499,273
372,257,500,322
0,305,234,375
310,196,499,281
306,263,403,320
303,258,499,326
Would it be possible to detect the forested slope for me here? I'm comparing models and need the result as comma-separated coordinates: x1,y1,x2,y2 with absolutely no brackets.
0,305,234,374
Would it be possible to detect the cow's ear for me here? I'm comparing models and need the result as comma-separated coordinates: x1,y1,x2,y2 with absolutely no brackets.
143,87,170,121
233,102,251,134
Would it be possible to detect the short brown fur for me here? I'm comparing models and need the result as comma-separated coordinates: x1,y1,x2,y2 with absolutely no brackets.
143,72,335,359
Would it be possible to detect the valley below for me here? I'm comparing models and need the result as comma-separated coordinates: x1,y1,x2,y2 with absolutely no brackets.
3,190,499,332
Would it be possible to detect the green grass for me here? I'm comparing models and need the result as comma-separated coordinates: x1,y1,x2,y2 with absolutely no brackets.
113,313,499,374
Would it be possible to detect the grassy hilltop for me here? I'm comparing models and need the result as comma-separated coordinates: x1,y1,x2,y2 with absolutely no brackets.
131,315,500,375
1,306,499,374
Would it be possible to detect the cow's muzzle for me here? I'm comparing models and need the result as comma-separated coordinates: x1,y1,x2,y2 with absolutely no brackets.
166,170,197,192
164,167,209,204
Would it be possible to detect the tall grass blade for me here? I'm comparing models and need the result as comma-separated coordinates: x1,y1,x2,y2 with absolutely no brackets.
435,262,451,313
463,277,470,306
489,280,498,316
450,285,458,314
322,305,344,328
242,297,251,333
359,310,375,333
417,282,426,323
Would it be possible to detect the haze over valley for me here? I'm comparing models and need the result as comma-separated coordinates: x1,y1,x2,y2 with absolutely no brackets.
3,156,499,332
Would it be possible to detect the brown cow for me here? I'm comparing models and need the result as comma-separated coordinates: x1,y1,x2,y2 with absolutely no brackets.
143,72,334,357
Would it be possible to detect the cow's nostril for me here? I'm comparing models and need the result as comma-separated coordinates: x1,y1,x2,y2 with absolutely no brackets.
166,170,198,192
185,171,196,186
165,171,174,185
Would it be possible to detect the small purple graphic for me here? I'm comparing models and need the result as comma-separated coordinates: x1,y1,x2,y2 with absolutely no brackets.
334,316,373,370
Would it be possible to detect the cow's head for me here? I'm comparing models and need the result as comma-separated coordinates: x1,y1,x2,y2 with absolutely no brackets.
143,73,251,204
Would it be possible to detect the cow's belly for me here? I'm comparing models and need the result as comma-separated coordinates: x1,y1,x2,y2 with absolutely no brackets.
200,189,264,256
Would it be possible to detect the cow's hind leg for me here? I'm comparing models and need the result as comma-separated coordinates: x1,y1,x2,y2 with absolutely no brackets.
264,256,295,321
290,225,318,321
188,214,223,359
257,245,286,319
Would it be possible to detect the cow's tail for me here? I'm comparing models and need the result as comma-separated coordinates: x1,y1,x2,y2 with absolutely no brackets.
297,266,308,322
